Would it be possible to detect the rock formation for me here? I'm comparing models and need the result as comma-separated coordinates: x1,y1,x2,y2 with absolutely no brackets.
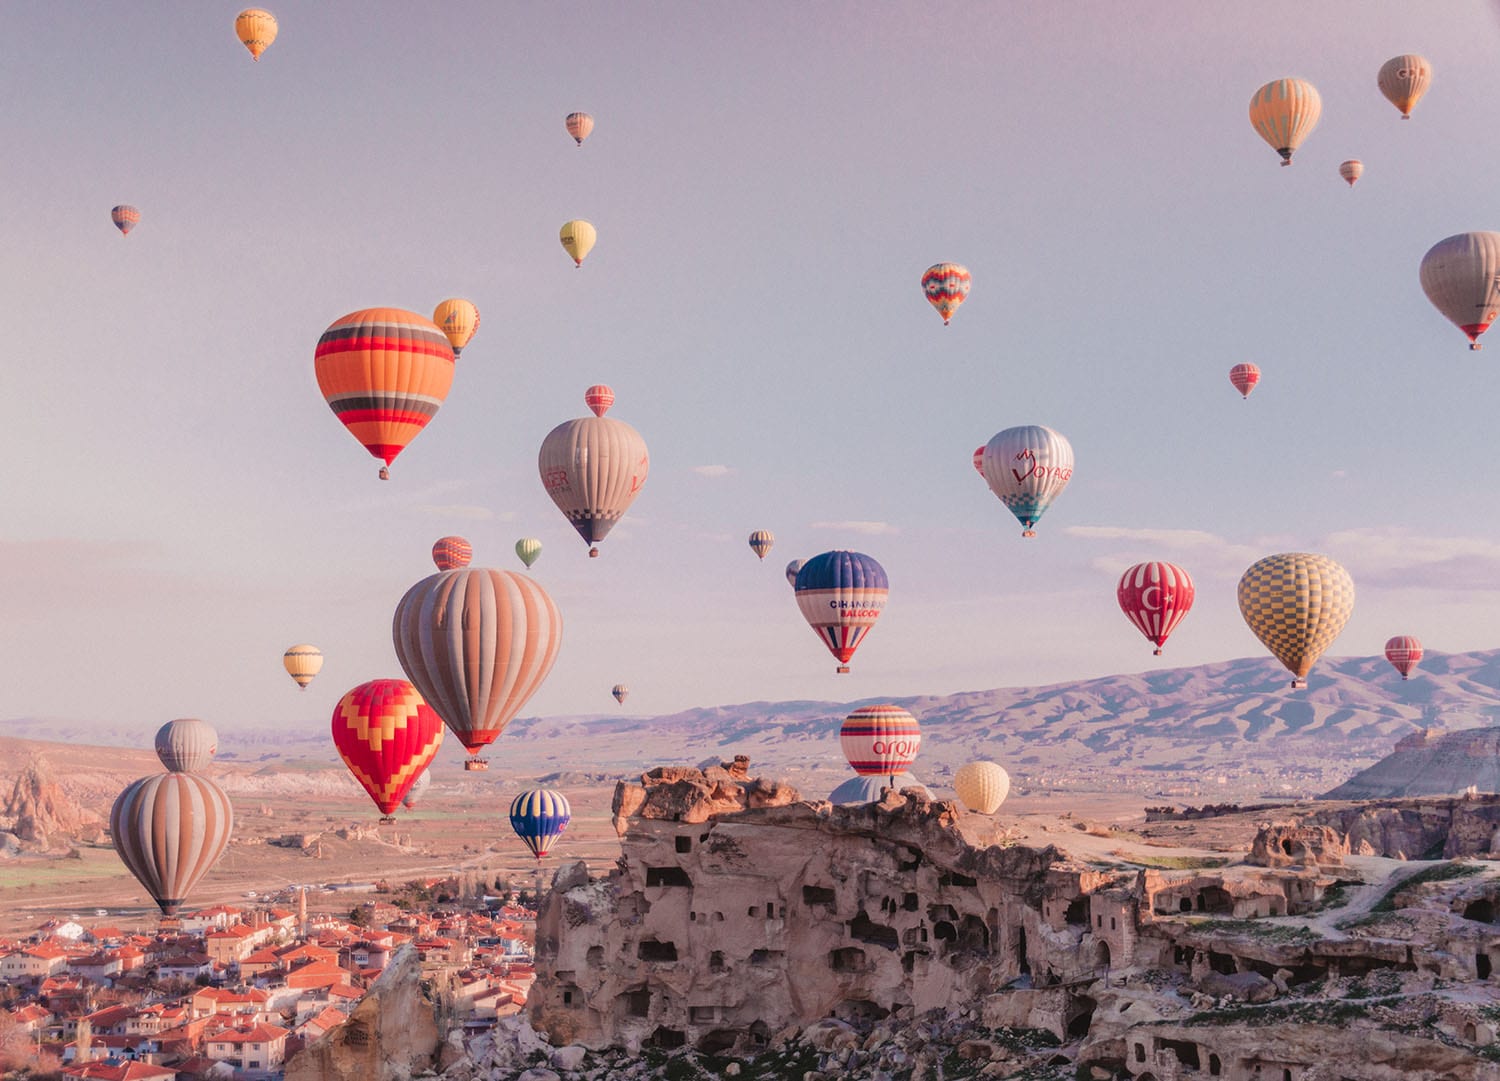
1324,726,1500,800
0,756,100,849
286,942,440,1081
1286,795,1500,860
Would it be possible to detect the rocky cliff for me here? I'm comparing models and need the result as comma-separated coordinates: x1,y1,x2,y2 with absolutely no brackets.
0,755,100,850
1324,727,1500,800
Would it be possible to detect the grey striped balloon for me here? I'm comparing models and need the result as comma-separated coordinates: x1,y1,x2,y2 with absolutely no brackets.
110,772,233,916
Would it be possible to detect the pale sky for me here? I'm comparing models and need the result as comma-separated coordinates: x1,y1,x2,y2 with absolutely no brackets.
5,2,1500,739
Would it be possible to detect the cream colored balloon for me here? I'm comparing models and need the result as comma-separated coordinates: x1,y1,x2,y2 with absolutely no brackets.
1377,54,1431,119
560,220,597,267
1248,78,1321,166
538,393,649,557
954,761,1010,814
1420,231,1500,350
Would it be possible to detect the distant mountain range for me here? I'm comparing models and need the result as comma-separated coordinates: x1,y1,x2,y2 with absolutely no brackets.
10,650,1500,799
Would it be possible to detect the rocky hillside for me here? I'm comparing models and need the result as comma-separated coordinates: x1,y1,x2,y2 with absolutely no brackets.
1322,726,1500,800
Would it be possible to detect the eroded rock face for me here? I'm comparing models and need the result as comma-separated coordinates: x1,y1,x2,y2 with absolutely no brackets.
1289,797,1500,860
1248,824,1347,868
0,756,100,849
535,766,1124,1055
285,942,439,1081
1326,727,1500,800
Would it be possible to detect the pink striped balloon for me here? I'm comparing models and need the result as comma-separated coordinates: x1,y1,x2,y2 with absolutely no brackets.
1384,635,1423,680
839,704,921,777
584,384,615,417
110,772,234,916
1117,562,1195,655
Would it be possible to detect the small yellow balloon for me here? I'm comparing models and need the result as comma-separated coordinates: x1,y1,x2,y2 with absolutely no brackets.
954,761,1009,814
1237,553,1354,688
433,298,480,357
235,8,278,62
560,220,597,267
283,643,323,690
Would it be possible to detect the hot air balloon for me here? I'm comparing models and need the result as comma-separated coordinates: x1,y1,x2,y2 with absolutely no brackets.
538,389,649,557
1248,78,1321,166
972,447,985,475
515,538,542,568
314,308,456,478
1384,635,1424,680
1339,160,1363,187
154,719,218,774
565,112,594,146
748,530,775,560
1237,552,1354,689
560,220,596,267
840,705,920,782
1117,562,1195,656
283,644,323,690
110,772,233,916
794,551,888,673
509,788,572,860
432,536,473,571
980,425,1074,537
235,8,277,61
954,761,1010,814
432,299,480,358
393,568,563,770
111,206,140,236
921,263,971,325
1420,232,1500,350
1378,54,1431,119
1229,363,1260,399
829,773,929,805
401,768,431,810
612,684,629,705
784,559,804,588
584,384,615,416
331,679,445,821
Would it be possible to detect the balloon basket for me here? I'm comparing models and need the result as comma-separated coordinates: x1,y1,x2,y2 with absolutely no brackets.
836,665,850,674
464,758,490,771
379,815,396,825
379,466,390,480
1471,343,1483,351
1153,648,1163,656
1290,678,1306,690
1021,529,1036,538
589,547,600,558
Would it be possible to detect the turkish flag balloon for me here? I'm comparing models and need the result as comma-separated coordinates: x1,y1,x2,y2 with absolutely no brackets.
1117,562,1195,655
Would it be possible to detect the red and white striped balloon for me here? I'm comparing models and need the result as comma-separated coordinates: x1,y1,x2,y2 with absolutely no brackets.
1384,635,1423,680
584,384,615,417
1229,363,1260,399
1117,562,1195,655
839,704,921,777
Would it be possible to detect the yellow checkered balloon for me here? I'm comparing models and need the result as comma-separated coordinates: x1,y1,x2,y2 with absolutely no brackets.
1237,552,1354,687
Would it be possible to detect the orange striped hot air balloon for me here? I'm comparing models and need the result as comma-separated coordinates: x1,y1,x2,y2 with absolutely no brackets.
565,112,594,147
330,679,445,820
235,9,277,61
314,308,455,479
111,773,234,916
1248,78,1321,166
431,536,472,571
111,205,140,236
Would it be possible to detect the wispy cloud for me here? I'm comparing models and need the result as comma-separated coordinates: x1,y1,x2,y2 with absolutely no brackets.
811,520,898,536
1066,525,1263,579
691,465,732,479
1324,527,1500,591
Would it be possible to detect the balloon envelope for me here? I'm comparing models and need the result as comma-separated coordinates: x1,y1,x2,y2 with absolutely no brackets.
794,551,888,673
510,788,572,859
1117,562,1195,655
748,530,774,560
954,761,1010,814
1339,160,1363,187
432,299,480,357
584,385,615,417
432,536,473,571
980,425,1074,537
331,679,445,816
1384,635,1424,680
154,719,218,774
538,394,649,557
829,773,929,805
401,769,431,810
565,112,594,146
560,220,597,266
612,683,629,704
784,559,804,588
1378,54,1431,118
111,205,140,236
393,568,563,768
1229,363,1260,399
235,8,277,61
110,772,233,916
283,644,323,690
515,538,542,568
1248,78,1321,165
1237,552,1354,688
314,308,455,474
921,263,971,325
1420,232,1500,350
840,704,920,776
